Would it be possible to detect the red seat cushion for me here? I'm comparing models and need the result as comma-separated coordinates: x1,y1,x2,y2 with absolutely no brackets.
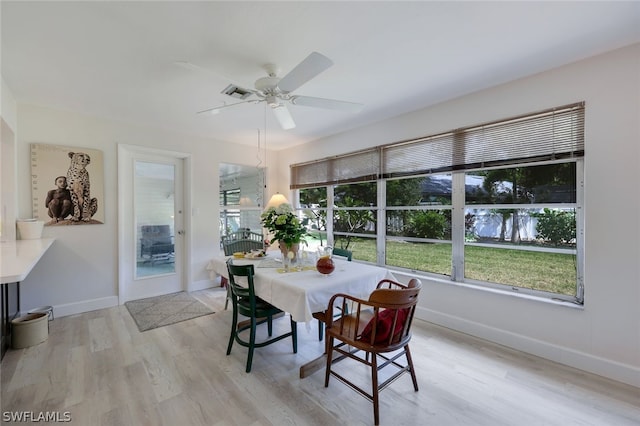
359,308,409,344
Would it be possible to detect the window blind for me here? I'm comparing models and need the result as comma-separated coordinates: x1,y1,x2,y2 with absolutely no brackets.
450,102,585,172
291,102,585,187
383,102,584,178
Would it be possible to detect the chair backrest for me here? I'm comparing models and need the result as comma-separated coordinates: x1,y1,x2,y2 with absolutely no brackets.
223,230,263,243
332,247,353,261
363,279,422,346
225,259,258,315
222,231,264,255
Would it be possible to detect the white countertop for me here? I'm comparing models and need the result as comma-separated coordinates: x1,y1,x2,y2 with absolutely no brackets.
1,238,55,283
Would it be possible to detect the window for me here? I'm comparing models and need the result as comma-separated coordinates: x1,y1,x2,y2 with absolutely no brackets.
333,182,377,262
299,187,328,247
386,175,452,275
462,161,580,297
219,188,241,235
291,103,585,304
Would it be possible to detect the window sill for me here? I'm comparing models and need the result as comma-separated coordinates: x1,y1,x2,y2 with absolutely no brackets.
389,268,584,310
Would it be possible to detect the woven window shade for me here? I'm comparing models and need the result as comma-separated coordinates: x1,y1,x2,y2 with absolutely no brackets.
291,148,379,189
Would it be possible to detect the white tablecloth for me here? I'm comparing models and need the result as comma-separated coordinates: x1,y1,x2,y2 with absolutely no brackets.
206,254,395,322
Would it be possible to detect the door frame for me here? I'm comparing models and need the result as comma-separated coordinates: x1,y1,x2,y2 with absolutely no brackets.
117,144,192,304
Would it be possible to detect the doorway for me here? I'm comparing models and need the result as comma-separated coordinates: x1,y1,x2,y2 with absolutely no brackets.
219,162,265,242
118,145,190,303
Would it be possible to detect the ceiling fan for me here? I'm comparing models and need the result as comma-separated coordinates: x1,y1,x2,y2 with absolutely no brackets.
193,52,363,130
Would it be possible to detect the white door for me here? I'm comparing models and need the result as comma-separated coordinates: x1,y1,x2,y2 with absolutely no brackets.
118,145,189,303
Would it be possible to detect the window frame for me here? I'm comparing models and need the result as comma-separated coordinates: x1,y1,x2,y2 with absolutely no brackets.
297,157,583,304
291,103,585,305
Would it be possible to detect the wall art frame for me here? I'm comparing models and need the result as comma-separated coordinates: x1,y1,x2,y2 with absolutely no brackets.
31,143,105,226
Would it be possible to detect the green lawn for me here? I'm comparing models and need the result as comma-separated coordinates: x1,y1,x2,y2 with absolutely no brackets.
328,237,577,296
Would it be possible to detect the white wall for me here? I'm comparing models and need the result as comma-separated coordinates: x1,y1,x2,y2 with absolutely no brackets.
1,77,17,240
1,77,17,131
12,105,277,317
279,44,640,388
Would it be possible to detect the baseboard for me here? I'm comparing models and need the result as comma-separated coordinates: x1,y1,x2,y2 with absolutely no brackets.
414,306,640,389
40,281,217,319
188,279,217,292
33,296,119,319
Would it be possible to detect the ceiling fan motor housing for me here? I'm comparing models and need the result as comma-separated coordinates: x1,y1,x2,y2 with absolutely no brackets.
254,76,281,94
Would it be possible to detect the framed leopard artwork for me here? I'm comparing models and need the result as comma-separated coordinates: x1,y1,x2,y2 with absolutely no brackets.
30,143,104,226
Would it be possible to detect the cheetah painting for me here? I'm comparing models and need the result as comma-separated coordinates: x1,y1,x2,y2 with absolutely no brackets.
66,152,98,222
31,144,104,225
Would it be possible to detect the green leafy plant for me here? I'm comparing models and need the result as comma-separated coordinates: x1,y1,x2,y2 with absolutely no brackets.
260,203,308,248
405,210,449,239
531,208,576,247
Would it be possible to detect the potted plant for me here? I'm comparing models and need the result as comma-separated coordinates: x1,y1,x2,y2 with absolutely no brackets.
261,203,307,260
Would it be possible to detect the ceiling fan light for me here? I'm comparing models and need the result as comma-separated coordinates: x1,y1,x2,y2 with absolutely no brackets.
272,105,296,130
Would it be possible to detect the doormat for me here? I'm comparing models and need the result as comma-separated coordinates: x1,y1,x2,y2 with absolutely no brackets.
125,291,214,332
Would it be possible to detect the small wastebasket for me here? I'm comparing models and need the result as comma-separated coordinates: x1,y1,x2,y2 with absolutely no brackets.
28,306,54,321
11,312,49,349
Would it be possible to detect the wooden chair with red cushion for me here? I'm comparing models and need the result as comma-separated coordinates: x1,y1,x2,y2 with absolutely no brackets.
323,278,421,425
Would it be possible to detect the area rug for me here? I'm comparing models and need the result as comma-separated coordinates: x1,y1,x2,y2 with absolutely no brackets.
125,291,214,332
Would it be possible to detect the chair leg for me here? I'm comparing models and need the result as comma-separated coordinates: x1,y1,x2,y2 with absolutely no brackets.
267,315,273,337
290,317,298,353
324,336,334,387
246,317,257,373
226,304,237,355
222,277,230,310
317,319,324,341
371,352,380,425
404,344,419,391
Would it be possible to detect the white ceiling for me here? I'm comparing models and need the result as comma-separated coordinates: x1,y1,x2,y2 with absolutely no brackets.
2,1,639,151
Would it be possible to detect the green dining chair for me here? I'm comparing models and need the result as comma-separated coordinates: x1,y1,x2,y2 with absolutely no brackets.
226,259,297,373
221,230,265,310
332,247,353,261
315,247,353,341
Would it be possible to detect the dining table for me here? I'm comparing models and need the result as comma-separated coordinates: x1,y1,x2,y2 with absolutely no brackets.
206,252,396,377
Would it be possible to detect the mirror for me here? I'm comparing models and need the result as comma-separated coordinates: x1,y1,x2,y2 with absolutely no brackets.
219,163,265,238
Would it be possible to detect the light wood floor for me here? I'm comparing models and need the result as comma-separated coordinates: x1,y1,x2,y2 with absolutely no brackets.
1,287,639,426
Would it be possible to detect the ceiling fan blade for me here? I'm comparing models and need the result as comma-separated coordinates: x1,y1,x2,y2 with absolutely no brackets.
196,100,255,115
291,95,363,112
175,60,254,91
271,104,296,130
277,52,333,93
174,60,210,73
